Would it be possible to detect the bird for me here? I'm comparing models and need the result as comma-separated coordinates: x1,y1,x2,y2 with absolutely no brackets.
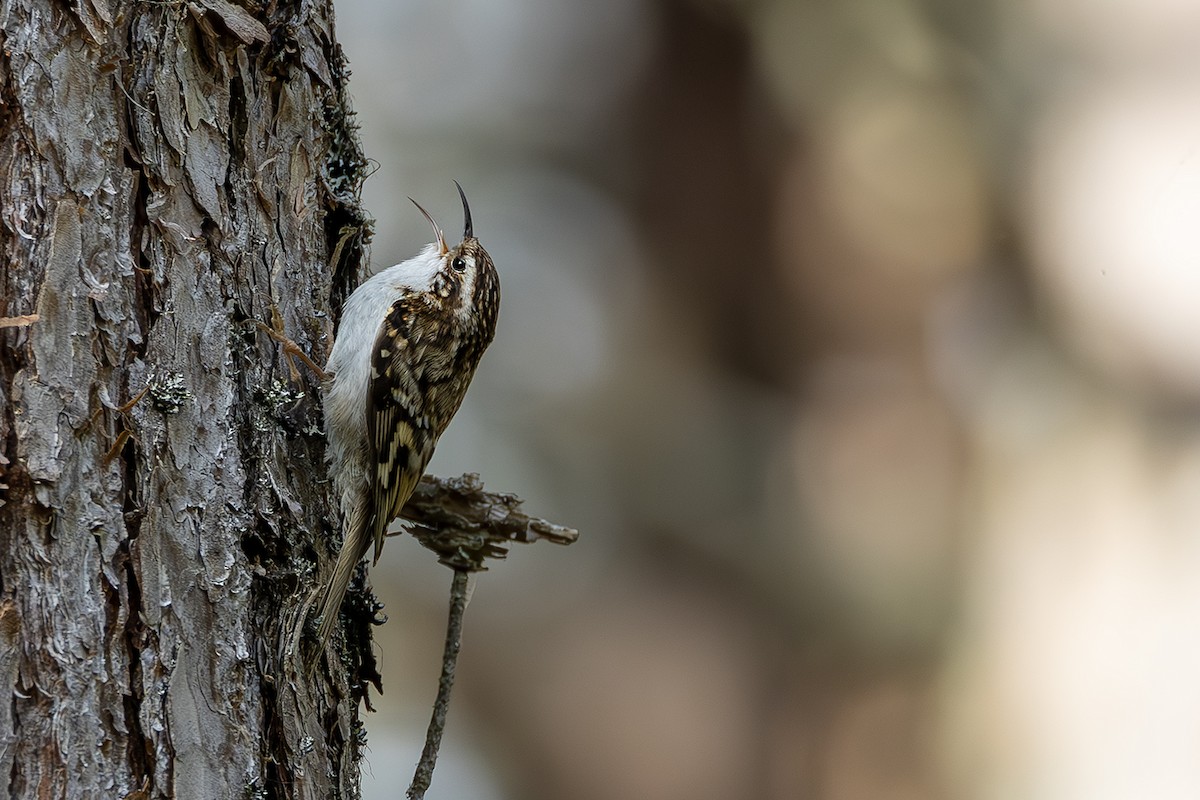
313,182,500,653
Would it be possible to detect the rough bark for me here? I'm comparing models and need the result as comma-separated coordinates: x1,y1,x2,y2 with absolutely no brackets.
0,2,372,797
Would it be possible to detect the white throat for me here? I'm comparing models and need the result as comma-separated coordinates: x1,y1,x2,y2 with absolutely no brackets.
374,243,444,292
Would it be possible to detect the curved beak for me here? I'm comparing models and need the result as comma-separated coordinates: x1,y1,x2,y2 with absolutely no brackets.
409,197,447,255
454,180,473,239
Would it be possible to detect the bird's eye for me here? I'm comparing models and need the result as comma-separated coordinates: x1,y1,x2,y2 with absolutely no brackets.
451,257,467,273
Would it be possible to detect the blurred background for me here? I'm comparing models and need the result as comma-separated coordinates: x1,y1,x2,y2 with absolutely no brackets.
334,0,1200,798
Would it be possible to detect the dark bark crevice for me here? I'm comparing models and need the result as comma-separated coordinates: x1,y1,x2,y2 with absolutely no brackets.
119,534,154,796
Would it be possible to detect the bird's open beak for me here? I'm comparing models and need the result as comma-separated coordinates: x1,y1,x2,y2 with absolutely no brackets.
409,198,447,255
454,180,473,240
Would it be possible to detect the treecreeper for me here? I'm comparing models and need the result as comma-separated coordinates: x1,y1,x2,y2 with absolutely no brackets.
314,182,500,652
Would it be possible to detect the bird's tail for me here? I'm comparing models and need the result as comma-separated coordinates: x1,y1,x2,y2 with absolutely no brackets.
313,495,372,655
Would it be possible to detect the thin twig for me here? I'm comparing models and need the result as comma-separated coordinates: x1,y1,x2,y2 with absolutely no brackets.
254,319,330,382
0,314,39,328
407,569,471,800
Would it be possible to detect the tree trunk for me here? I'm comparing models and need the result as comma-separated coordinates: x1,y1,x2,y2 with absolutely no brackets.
0,2,373,797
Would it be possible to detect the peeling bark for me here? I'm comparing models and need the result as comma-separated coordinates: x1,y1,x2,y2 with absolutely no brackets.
0,2,372,797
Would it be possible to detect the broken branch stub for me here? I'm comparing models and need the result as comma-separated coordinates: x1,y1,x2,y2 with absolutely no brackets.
399,473,578,572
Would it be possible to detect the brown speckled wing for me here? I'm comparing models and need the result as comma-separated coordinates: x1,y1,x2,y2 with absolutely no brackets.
366,293,436,562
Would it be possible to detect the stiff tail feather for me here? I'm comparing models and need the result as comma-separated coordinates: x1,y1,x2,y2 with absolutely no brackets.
313,496,372,655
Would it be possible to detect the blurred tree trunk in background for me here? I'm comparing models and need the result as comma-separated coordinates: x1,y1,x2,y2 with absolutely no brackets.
0,1,373,797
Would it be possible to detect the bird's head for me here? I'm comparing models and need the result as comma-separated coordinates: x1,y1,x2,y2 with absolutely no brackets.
409,182,500,337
